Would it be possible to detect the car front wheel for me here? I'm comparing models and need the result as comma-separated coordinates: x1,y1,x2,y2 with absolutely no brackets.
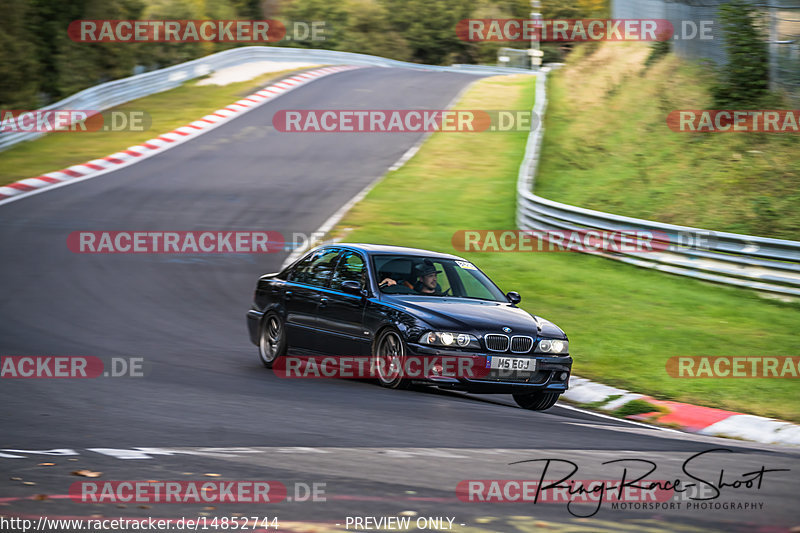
373,329,409,389
259,312,287,368
513,391,559,411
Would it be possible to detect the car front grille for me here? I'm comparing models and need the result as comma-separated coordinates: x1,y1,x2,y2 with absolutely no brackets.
510,336,534,353
485,334,510,352
484,334,534,353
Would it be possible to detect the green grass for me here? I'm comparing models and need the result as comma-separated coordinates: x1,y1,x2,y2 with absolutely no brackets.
0,67,314,186
333,73,800,423
535,42,800,239
613,399,667,419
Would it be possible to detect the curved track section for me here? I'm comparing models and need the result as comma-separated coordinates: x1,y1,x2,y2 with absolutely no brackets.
0,67,797,532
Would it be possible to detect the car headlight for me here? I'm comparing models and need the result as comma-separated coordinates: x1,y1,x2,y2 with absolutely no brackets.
420,331,480,349
535,338,568,354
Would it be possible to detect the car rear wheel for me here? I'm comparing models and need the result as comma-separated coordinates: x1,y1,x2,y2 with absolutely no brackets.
259,312,287,368
513,391,559,411
373,329,409,389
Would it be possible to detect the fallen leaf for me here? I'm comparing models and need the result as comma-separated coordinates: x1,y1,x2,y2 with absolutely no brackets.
71,470,102,478
68,459,79,462
138,505,150,510
33,494,48,501
38,463,55,466
10,477,22,481
203,506,216,511
203,473,221,477
22,481,36,486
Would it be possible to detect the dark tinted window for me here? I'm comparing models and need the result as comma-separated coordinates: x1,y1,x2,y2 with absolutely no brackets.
289,248,341,287
373,255,506,301
329,251,366,292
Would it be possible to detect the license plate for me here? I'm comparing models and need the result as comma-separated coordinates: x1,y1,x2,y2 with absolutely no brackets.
487,356,536,372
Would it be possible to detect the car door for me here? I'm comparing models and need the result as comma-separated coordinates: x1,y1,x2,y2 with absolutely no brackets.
316,250,371,356
283,247,341,351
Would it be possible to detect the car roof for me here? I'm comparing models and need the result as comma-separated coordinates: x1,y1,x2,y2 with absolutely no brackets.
318,243,466,261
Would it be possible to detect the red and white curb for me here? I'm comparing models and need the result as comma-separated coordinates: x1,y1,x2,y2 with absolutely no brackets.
0,65,359,206
564,375,800,446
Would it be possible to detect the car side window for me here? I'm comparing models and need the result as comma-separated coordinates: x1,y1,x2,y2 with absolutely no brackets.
329,251,365,292
289,249,341,287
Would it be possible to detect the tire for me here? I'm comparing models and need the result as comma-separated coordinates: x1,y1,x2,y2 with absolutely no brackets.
513,391,560,411
258,312,287,368
373,329,409,389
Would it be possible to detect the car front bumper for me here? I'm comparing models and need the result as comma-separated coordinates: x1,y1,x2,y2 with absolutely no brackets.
246,308,264,346
405,343,572,394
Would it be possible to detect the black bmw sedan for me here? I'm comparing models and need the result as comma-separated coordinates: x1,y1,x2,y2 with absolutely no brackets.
246,244,572,410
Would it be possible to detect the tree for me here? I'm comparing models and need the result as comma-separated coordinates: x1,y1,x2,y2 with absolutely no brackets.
576,0,609,18
55,0,145,96
279,0,348,50
0,0,40,108
338,0,412,61
712,0,769,107
381,0,477,64
541,0,581,20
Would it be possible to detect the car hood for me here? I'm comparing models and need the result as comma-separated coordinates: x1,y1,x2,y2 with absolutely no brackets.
384,296,565,338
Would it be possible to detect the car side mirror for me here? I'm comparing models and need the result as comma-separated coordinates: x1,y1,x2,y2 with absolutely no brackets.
506,291,521,305
341,280,363,295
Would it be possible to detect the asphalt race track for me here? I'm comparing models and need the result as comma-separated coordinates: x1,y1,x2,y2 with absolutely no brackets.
1,67,798,532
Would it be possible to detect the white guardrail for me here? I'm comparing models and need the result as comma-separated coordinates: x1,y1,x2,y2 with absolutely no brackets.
517,70,800,297
0,46,534,152
4,46,798,295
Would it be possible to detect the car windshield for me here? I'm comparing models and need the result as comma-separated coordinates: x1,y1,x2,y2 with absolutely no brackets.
373,255,507,302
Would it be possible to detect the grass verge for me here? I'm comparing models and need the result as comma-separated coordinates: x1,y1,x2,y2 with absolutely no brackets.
0,67,313,186
333,73,800,423
536,42,800,239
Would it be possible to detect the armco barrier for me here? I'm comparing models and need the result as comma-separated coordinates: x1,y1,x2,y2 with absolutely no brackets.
516,70,800,297
0,46,534,152
5,45,796,295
